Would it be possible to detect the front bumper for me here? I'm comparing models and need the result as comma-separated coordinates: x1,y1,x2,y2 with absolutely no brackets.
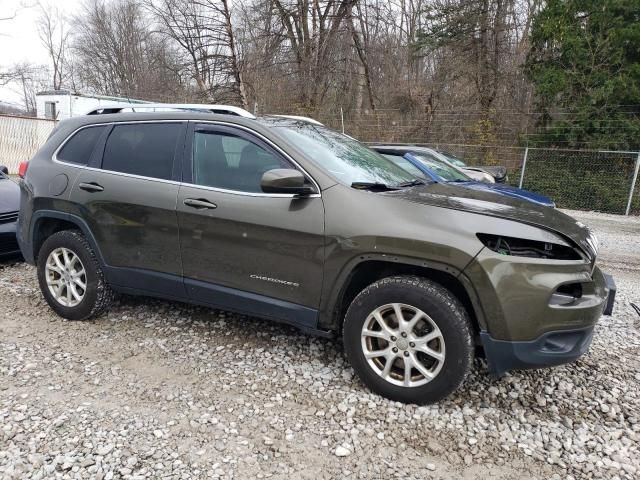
480,326,595,377
602,273,616,316
478,271,615,376
464,248,616,375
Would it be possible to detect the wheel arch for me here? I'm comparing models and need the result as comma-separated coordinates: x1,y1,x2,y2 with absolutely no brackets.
29,211,105,266
322,255,487,336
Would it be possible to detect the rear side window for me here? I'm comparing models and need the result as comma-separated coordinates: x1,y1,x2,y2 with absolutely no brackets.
57,126,107,165
101,123,181,180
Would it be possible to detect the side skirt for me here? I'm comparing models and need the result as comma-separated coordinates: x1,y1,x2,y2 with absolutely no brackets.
107,267,333,338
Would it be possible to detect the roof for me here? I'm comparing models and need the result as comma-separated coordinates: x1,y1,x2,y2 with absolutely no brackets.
36,90,151,104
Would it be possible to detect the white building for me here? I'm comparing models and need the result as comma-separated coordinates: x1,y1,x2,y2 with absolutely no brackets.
36,90,150,120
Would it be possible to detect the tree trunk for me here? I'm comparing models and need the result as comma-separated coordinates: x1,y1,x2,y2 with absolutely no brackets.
221,0,248,109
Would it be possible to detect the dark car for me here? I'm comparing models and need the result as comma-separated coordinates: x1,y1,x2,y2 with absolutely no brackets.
0,166,21,259
17,112,615,404
372,146,554,207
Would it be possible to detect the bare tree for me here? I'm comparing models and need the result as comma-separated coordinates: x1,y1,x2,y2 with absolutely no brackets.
37,2,70,90
269,0,356,110
6,0,545,147
348,1,376,112
15,63,49,113
147,0,248,107
74,0,184,100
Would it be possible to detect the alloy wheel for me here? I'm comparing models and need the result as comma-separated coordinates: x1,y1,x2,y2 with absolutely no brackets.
45,247,87,307
360,303,446,387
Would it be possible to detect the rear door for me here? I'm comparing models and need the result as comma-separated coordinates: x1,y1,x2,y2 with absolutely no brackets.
70,121,186,296
177,122,325,326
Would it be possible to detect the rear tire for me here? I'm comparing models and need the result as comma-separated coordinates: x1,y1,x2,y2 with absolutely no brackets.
37,230,113,320
343,275,473,404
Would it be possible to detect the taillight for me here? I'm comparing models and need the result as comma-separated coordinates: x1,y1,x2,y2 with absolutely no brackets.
18,161,28,178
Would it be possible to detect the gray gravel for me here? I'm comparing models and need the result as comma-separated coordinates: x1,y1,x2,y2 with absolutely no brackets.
1,211,639,479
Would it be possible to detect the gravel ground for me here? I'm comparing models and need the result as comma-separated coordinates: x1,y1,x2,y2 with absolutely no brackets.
1,211,639,480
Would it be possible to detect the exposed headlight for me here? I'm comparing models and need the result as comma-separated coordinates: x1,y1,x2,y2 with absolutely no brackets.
477,233,581,260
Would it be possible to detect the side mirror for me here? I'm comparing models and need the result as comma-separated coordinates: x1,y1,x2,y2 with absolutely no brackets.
261,169,313,195
0,166,8,175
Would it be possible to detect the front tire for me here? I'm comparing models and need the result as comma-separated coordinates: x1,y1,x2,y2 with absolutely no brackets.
343,276,473,404
37,230,113,320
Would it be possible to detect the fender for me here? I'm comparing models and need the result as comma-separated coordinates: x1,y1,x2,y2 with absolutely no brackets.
319,252,488,332
26,210,107,267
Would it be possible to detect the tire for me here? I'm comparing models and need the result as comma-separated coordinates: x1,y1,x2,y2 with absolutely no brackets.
343,275,473,405
37,230,114,320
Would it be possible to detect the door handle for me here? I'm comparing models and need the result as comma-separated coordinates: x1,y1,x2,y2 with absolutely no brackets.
78,182,104,193
184,198,217,210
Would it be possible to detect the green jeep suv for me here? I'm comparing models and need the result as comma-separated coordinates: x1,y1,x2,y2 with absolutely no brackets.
17,112,615,404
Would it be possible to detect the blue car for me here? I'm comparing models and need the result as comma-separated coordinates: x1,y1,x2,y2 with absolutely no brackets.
371,146,555,207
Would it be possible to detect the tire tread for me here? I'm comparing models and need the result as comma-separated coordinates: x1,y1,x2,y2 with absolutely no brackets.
343,275,474,404
37,230,114,320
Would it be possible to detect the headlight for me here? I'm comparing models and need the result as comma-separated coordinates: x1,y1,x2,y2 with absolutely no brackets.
477,233,581,260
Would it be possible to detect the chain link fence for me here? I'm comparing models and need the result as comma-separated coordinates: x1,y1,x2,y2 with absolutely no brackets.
518,148,640,216
0,115,56,174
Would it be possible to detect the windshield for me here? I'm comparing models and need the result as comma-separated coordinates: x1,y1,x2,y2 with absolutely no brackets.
272,124,417,187
413,154,470,181
381,154,429,180
439,151,467,168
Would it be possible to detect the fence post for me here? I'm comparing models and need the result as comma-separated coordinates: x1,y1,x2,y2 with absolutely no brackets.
518,147,529,189
340,107,345,134
625,151,640,216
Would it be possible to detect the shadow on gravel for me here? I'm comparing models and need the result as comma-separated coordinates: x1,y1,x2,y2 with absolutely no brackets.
0,254,23,267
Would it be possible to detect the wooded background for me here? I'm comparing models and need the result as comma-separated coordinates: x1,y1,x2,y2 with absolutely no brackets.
1,0,639,154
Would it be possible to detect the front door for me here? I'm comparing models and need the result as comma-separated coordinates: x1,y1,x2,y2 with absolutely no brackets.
177,123,325,327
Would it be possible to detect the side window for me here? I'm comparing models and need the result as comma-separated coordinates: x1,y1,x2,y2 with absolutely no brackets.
102,123,181,180
192,130,290,193
57,125,107,165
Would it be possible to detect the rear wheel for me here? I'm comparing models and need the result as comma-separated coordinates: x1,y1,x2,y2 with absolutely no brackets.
37,230,113,320
343,276,473,404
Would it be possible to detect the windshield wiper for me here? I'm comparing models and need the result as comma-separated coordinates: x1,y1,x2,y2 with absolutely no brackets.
396,179,426,187
351,182,398,191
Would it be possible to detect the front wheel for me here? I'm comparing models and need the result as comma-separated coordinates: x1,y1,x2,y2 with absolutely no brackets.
343,276,473,404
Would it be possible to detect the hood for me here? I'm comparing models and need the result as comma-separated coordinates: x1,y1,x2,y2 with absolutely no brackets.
386,183,597,261
0,176,20,213
454,181,555,207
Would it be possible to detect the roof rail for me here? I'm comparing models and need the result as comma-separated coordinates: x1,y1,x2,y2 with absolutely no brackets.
270,115,324,126
84,103,256,119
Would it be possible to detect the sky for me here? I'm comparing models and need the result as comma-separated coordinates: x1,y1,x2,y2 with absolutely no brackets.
0,0,82,107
